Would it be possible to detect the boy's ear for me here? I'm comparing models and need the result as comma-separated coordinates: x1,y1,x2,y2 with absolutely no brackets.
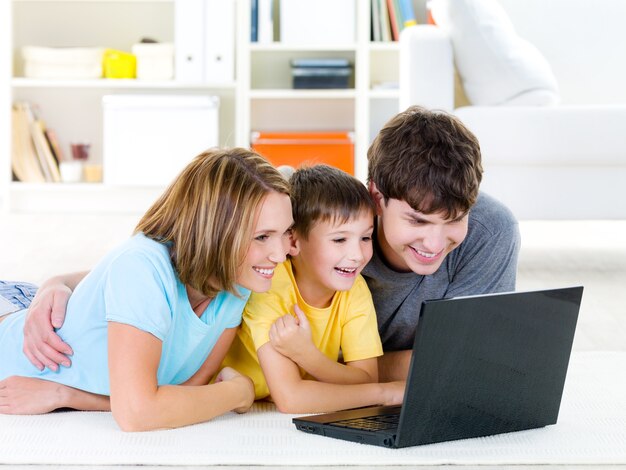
288,231,300,257
369,182,384,215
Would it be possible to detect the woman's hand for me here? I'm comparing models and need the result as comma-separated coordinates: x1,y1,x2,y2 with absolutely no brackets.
0,376,68,414
215,367,255,414
22,282,74,371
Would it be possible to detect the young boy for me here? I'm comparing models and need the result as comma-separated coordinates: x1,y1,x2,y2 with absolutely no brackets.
364,106,521,381
221,165,404,413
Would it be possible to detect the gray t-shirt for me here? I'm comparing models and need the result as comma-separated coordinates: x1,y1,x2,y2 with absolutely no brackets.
362,192,521,351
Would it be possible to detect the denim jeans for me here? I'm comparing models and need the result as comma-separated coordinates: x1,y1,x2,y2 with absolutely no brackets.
0,280,38,313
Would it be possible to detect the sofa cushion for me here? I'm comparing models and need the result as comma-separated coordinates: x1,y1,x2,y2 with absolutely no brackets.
430,0,560,106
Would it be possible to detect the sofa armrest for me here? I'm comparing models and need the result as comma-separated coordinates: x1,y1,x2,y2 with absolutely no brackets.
399,25,454,112
455,105,626,165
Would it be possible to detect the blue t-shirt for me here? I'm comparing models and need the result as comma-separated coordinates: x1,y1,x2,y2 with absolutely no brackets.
0,234,249,395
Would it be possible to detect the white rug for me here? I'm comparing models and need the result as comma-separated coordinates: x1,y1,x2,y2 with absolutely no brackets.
1,352,625,466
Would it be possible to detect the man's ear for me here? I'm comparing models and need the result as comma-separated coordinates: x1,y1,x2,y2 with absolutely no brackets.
369,182,384,215
288,231,300,257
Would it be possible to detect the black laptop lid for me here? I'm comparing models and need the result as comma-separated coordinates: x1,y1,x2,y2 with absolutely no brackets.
396,286,583,447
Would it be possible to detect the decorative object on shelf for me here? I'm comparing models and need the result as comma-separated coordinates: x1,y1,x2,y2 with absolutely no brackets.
103,49,136,79
83,164,103,183
132,39,174,81
70,142,91,161
291,59,352,89
280,0,355,44
21,46,104,79
59,161,83,183
251,131,354,175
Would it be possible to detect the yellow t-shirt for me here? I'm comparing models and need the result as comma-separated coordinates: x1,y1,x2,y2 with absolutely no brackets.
222,259,383,399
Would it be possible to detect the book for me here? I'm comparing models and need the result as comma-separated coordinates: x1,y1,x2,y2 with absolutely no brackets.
386,0,400,41
379,0,392,42
23,102,61,182
399,0,417,28
11,103,46,183
371,0,381,42
44,128,65,166
251,0,258,42
257,0,273,43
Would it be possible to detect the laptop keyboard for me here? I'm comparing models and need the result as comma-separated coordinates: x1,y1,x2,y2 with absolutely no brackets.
330,413,399,432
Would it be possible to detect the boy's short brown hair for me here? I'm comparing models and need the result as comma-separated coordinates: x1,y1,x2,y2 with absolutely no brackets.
289,164,375,239
367,106,483,218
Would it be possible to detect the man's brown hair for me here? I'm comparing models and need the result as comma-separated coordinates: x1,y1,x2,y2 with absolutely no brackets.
135,148,290,298
367,106,483,218
289,164,375,239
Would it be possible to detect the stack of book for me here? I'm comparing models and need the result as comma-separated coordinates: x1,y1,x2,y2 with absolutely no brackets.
11,102,63,183
372,0,417,42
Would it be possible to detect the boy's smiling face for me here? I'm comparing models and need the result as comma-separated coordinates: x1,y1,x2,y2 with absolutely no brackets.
291,211,374,308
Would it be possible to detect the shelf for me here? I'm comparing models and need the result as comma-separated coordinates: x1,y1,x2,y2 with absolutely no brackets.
249,89,357,99
14,0,173,3
369,88,400,99
11,78,236,90
250,43,358,52
368,42,400,51
7,183,163,214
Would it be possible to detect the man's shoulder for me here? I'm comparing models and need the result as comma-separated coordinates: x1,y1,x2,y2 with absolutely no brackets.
468,192,518,237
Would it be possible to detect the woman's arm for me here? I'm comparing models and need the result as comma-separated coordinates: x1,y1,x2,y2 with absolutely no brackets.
257,342,404,414
108,322,254,431
22,271,89,371
269,306,378,384
182,327,238,386
0,376,110,414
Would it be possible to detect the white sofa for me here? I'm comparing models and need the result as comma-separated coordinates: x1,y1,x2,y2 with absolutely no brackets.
400,0,626,220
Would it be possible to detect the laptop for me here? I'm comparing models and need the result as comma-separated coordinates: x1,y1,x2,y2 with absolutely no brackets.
293,286,583,448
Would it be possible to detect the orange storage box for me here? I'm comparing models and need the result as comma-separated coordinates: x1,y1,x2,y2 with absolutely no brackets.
251,131,354,175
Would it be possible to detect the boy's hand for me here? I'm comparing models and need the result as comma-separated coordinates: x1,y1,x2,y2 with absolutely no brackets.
382,381,406,406
269,305,314,361
23,284,74,371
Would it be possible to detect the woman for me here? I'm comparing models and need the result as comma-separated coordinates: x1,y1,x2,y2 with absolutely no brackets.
0,148,294,431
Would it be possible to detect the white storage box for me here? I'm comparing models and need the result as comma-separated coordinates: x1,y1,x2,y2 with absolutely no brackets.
280,0,355,45
22,46,104,79
102,95,219,186
131,43,174,80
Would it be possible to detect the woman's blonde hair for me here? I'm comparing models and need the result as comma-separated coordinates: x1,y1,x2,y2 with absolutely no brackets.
135,148,290,298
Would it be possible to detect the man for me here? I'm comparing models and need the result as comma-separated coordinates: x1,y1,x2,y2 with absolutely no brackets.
363,106,520,381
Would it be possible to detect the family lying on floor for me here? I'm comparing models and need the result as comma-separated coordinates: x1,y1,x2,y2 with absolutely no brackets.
0,106,520,431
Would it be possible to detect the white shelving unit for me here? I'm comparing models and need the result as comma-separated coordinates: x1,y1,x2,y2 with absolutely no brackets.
2,0,426,213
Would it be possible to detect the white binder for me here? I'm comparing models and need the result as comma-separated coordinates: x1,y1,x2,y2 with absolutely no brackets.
174,0,205,83
204,0,235,84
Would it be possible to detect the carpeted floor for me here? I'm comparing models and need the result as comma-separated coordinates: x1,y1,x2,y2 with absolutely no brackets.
0,352,624,466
